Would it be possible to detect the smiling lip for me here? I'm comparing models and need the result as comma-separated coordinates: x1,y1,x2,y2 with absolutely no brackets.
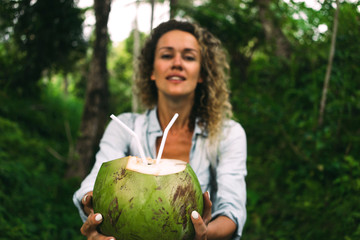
166,75,186,81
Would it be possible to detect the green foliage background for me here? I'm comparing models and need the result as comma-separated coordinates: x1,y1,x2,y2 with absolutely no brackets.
0,0,359,239
0,88,84,239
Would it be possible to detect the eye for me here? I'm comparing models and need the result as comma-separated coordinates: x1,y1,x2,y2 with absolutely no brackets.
184,55,196,61
160,53,173,59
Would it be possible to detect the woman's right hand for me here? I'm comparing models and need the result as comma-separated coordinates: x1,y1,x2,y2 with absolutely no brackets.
80,192,116,240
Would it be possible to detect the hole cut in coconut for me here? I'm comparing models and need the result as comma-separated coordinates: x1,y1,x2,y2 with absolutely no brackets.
126,156,187,176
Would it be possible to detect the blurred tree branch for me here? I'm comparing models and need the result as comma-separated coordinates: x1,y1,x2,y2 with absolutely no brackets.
318,0,340,127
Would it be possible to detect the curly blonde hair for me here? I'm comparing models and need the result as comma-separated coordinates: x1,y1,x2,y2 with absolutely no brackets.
135,20,232,141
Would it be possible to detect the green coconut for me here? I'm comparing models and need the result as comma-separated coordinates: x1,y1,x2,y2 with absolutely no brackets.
93,156,204,240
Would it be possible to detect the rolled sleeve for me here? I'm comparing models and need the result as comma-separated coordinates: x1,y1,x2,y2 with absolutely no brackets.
212,121,247,239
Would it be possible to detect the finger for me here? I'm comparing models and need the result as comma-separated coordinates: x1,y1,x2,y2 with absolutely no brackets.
80,213,117,240
191,210,207,240
80,213,102,236
82,191,93,206
95,235,116,240
82,191,94,216
202,192,212,225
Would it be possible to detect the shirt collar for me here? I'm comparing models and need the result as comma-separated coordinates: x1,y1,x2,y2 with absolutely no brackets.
146,107,208,137
147,107,162,133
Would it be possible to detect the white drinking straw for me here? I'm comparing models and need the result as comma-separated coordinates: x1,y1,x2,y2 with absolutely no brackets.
156,113,179,164
110,114,148,165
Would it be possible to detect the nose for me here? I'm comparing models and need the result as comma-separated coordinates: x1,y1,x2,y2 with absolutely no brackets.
171,53,183,70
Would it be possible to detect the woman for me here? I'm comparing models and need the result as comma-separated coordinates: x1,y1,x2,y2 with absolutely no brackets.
73,19,247,240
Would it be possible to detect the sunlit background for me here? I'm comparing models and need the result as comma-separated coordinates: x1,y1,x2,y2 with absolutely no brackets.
78,0,360,44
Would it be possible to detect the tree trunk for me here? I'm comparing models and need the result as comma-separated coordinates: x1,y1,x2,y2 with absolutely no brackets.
256,0,292,59
63,73,68,96
169,0,178,19
132,0,140,112
150,0,155,31
318,0,340,127
66,0,112,179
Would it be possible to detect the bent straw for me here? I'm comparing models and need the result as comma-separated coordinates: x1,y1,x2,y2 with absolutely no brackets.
110,114,148,164
156,113,179,164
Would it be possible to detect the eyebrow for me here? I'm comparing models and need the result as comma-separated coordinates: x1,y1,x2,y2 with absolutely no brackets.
158,46,199,53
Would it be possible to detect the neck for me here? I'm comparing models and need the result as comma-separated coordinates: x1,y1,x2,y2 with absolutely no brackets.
157,95,194,131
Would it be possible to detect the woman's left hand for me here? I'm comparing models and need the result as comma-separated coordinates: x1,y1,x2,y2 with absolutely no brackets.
191,191,212,240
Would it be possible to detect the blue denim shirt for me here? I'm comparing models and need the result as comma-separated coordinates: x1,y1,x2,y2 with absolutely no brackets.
73,108,247,239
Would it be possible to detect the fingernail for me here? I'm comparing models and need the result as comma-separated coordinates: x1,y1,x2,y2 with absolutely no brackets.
95,214,103,222
207,191,210,199
83,194,88,203
191,211,199,219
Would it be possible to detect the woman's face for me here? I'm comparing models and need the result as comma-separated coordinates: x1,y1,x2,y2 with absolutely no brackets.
151,30,202,101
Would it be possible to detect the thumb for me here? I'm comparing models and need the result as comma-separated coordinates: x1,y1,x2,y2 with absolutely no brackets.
191,211,207,240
